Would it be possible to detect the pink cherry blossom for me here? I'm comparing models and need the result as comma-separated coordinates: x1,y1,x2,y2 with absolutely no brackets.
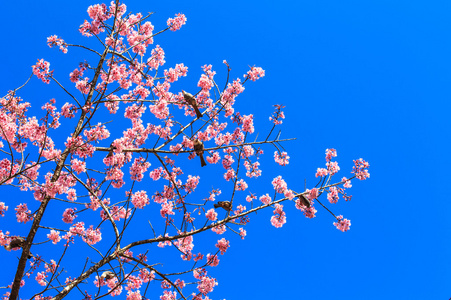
47,230,61,244
160,290,177,300
270,204,286,228
274,151,290,166
342,177,352,188
211,224,226,235
236,179,248,191
239,228,247,239
259,194,272,205
325,148,337,162
327,187,339,204
352,158,370,180
327,161,340,175
197,276,218,295
131,190,150,209
245,66,265,81
272,175,288,194
206,254,219,267
215,238,230,254
316,168,328,177
205,209,218,221
82,226,102,245
35,272,47,286
32,59,52,84
167,13,187,31
62,208,77,223
47,35,68,53
334,215,351,232
15,203,32,223
241,114,254,133
0,202,8,217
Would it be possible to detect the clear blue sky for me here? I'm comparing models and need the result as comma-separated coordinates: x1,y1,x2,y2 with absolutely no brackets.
1,1,451,299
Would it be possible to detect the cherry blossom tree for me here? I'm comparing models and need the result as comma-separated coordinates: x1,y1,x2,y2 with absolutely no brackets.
0,1,370,299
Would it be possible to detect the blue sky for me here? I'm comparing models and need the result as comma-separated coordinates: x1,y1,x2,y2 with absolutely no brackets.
1,0,451,299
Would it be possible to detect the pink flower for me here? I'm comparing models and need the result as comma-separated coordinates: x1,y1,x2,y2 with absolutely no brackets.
269,104,285,125
270,204,286,228
206,254,219,267
35,272,47,286
160,201,175,218
167,13,187,31
325,148,337,162
352,158,370,180
62,208,77,223
185,175,200,193
211,224,226,235
342,177,352,188
47,230,61,244
130,158,151,182
236,179,248,191
246,194,257,202
223,168,236,181
245,66,265,81
126,290,142,300
32,59,52,84
205,209,218,221
147,45,166,69
327,161,340,175
0,202,8,217
139,269,155,283
215,238,230,254
272,176,288,194
259,194,272,205
239,228,247,239
327,187,339,204
15,203,32,223
125,275,143,291
61,103,78,118
71,158,86,174
47,35,68,53
131,190,149,209
274,151,290,166
306,188,319,200
197,276,218,295
316,168,328,177
160,290,177,300
164,63,188,82
242,114,254,133
83,226,102,245
334,215,351,232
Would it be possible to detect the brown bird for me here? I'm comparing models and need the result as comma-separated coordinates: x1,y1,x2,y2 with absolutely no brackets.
4,237,32,259
214,201,232,211
193,139,207,167
100,271,115,280
298,194,311,208
106,142,117,158
182,90,202,118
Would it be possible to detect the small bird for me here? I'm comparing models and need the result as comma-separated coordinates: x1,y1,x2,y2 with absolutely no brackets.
106,142,117,158
193,139,207,167
182,90,202,118
214,201,232,211
100,271,115,280
4,237,33,259
298,194,311,208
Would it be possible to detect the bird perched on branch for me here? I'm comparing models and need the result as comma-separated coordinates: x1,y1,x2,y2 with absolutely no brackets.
214,201,232,211
193,139,207,167
106,142,117,158
100,271,116,281
297,194,311,208
182,90,202,118
4,237,33,259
